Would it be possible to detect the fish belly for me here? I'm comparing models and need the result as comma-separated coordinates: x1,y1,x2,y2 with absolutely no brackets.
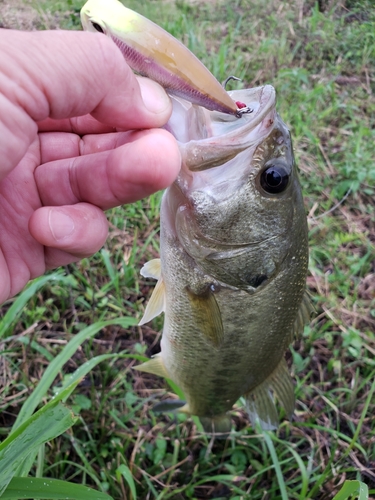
159,216,306,420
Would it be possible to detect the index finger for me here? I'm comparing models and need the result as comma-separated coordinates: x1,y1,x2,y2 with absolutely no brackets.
37,114,116,135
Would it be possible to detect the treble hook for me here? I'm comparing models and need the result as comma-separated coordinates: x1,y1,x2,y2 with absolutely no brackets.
223,75,253,118
223,75,242,89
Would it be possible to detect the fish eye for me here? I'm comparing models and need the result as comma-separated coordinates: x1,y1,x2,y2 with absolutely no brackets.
260,162,290,194
91,22,105,33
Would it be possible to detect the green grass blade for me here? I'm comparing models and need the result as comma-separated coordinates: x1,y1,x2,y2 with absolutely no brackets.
342,378,375,460
13,318,136,430
67,437,105,490
100,249,116,282
13,382,80,478
269,433,310,499
0,401,76,494
116,464,137,500
55,353,146,398
0,272,67,340
262,430,288,500
332,480,369,500
1,477,113,499
165,378,185,400
16,336,54,362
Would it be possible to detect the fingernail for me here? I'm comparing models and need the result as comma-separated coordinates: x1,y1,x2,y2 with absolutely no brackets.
138,77,170,114
49,210,75,241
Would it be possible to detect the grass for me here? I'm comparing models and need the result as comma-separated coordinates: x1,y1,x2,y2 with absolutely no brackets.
0,0,375,498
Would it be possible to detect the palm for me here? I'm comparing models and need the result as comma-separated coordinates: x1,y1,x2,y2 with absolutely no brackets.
0,30,180,303
0,124,179,303
0,138,44,300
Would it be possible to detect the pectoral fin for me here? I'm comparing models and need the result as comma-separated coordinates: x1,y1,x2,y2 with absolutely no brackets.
140,258,162,280
139,259,165,325
186,287,224,348
134,353,169,379
245,357,295,430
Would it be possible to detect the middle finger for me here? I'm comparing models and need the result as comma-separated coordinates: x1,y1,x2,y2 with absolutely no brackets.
35,128,181,209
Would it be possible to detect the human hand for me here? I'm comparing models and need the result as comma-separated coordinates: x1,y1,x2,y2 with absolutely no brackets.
0,29,180,303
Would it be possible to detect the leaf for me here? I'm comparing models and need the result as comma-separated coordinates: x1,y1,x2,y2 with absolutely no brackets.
0,273,68,340
13,321,137,478
13,318,137,431
116,464,137,500
1,477,113,499
0,399,76,495
55,352,145,399
332,480,369,500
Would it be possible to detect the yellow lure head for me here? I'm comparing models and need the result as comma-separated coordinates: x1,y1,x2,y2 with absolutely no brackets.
81,0,240,115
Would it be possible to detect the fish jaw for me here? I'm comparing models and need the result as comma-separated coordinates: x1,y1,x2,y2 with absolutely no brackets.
80,0,238,115
167,85,278,199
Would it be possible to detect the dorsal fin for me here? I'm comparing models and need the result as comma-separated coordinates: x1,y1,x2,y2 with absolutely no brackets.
292,290,315,340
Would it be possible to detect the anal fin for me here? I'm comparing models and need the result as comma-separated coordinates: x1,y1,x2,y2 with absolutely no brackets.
245,383,279,431
292,290,315,340
245,357,295,430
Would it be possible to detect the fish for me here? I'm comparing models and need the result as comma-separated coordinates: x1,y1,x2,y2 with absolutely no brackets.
81,0,313,433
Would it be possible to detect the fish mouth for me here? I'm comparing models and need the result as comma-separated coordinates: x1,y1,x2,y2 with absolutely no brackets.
166,85,277,175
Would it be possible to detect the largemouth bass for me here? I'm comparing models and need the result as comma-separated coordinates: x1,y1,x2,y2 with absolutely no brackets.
81,0,313,433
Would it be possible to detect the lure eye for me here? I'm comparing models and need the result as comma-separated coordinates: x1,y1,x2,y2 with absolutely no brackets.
260,163,290,194
91,22,104,33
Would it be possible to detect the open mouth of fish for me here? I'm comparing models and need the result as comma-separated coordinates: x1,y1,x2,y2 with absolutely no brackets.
167,84,277,174
165,85,282,214
163,85,287,252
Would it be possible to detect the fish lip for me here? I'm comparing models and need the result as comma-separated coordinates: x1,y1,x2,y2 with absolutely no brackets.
197,85,276,140
173,85,277,175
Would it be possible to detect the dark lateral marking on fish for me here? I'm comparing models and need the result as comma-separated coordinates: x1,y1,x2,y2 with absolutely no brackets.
186,286,224,348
